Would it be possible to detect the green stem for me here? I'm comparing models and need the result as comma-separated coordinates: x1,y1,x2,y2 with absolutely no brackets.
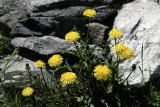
46,70,54,84
40,68,48,89
86,19,90,43
114,39,119,78
122,70,134,84
74,42,82,59
26,64,35,82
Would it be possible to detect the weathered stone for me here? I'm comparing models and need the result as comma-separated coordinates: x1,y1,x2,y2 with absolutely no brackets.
32,5,117,23
10,17,57,37
112,0,160,85
0,55,51,87
22,0,114,12
11,6,116,37
11,36,73,55
11,36,106,60
0,55,38,73
0,0,133,36
86,23,109,45
0,0,28,28
10,23,43,36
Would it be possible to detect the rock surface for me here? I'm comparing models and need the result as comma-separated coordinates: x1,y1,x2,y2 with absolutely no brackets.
11,36,73,55
113,0,160,85
86,23,109,45
23,0,114,12
0,55,51,87
8,0,119,57
1,0,135,37
11,36,106,61
11,6,117,37
0,0,28,28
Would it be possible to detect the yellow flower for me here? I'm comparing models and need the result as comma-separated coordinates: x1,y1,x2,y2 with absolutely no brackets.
93,65,112,81
118,48,134,59
35,60,45,68
83,9,97,18
60,72,77,84
108,29,123,39
65,31,80,42
48,54,63,67
22,87,34,96
112,44,128,52
112,44,134,59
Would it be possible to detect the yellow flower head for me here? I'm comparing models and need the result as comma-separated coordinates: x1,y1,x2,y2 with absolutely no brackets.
83,9,97,18
112,44,128,52
108,29,123,39
118,48,134,59
22,87,34,96
112,44,134,59
93,65,112,81
65,31,80,42
35,60,45,68
48,54,63,67
60,72,77,84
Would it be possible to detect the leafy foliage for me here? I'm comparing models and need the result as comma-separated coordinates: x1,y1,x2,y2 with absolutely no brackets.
0,28,14,58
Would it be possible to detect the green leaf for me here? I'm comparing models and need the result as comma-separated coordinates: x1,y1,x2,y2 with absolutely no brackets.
64,60,72,71
89,104,95,107
106,84,113,94
75,96,84,102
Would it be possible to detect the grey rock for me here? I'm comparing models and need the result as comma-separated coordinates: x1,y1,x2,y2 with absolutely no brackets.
89,45,107,61
147,0,159,3
11,6,116,37
32,5,116,22
10,23,43,36
112,0,160,85
11,36,73,55
0,55,52,87
11,17,57,37
33,6,86,18
11,36,106,61
0,0,132,35
86,23,109,45
0,0,28,28
0,55,37,73
21,0,114,12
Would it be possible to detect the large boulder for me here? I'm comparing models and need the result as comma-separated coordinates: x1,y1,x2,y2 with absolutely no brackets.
0,55,51,87
11,36,106,60
11,36,73,55
0,0,135,36
22,0,114,12
0,0,28,28
0,0,119,37
113,0,160,85
11,5,117,37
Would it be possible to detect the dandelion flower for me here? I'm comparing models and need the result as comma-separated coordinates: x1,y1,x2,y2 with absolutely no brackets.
118,48,134,59
108,29,123,39
112,44,134,59
65,31,80,42
83,9,97,18
48,54,63,67
60,72,77,84
112,44,128,52
93,65,112,81
35,60,45,68
22,87,34,96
